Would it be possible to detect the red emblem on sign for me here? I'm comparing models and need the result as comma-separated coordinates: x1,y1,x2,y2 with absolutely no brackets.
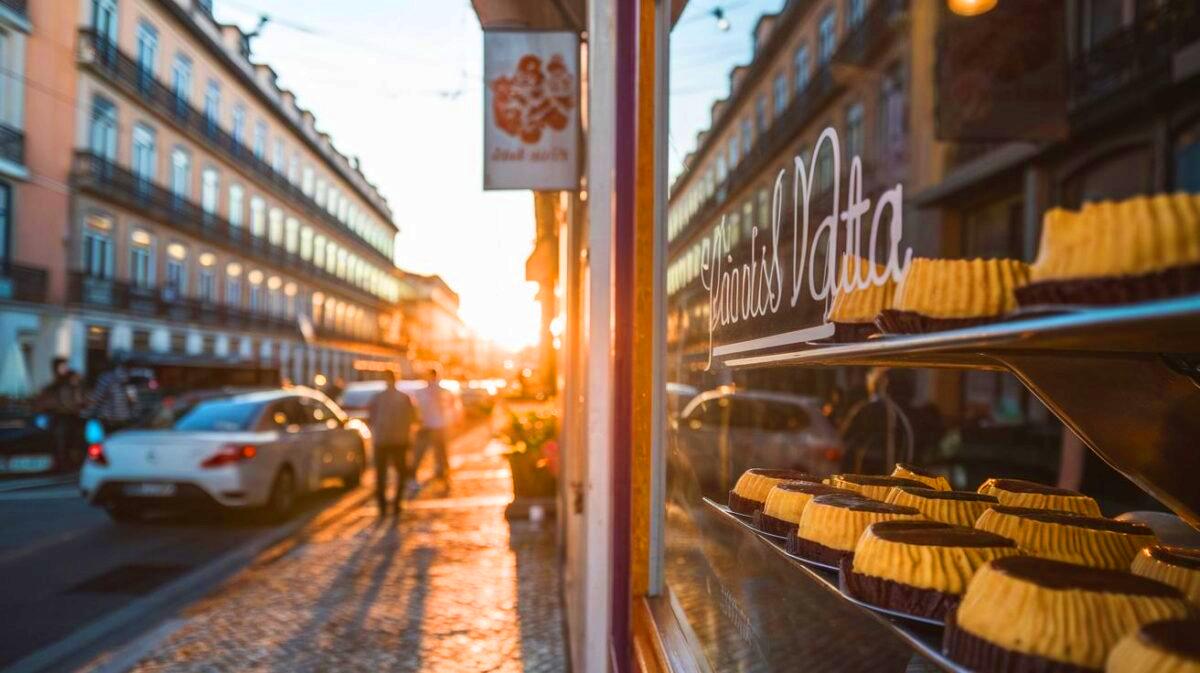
490,54,575,144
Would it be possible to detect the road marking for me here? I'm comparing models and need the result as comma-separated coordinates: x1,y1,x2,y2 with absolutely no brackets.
0,475,77,493
78,618,187,673
0,528,92,566
0,487,81,501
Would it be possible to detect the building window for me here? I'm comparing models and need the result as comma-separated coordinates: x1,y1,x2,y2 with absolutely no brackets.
135,20,158,91
253,120,267,159
83,214,114,279
89,96,118,161
846,102,864,161
819,8,837,64
313,235,326,267
1176,120,1200,193
91,0,118,46
879,65,906,168
0,184,8,267
198,257,216,303
170,331,186,354
716,154,727,184
248,269,264,311
285,217,299,253
848,0,865,29
757,188,769,231
204,80,221,134
728,135,739,168
231,104,246,147
170,147,191,202
250,197,266,237
229,184,244,227
289,155,300,184
131,123,156,188
315,178,327,207
130,229,154,289
817,130,834,193
1079,0,1128,52
273,139,285,173
302,166,314,196
773,72,788,116
741,117,753,156
268,208,284,246
171,54,192,114
225,263,242,306
201,167,219,215
755,94,768,132
300,226,313,260
794,44,810,92
165,242,187,296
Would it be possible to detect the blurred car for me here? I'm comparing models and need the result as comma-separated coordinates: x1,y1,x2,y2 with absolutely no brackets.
339,379,464,429
674,386,843,500
80,387,365,522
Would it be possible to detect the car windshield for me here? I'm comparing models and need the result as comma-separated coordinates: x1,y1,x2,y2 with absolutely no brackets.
172,399,262,432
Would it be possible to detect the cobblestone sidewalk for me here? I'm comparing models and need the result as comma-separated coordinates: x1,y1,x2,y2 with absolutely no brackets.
104,422,567,673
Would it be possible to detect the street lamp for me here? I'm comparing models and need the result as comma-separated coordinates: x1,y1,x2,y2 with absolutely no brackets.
948,0,997,16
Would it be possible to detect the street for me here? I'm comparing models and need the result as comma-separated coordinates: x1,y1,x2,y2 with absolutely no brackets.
0,411,566,673
0,472,350,673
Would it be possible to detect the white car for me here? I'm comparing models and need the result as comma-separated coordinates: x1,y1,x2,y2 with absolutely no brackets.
80,387,366,522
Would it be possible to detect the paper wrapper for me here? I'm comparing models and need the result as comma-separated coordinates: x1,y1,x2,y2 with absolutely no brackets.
1016,262,1200,307
876,309,1004,335
753,510,799,537
943,610,1098,673
728,490,763,516
838,557,956,622
785,531,852,567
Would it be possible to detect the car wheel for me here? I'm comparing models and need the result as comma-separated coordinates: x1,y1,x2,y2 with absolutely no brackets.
264,467,296,522
105,504,144,523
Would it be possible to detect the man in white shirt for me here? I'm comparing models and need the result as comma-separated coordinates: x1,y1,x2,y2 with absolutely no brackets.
412,366,450,483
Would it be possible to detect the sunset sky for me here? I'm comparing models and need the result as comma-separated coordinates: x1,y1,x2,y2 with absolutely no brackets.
216,0,778,350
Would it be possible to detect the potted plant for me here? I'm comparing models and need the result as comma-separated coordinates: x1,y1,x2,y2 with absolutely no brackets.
498,409,559,503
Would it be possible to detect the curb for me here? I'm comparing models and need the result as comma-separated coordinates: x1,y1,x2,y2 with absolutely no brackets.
2,486,373,673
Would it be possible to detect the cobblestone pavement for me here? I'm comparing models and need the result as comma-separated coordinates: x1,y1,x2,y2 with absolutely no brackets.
104,420,567,673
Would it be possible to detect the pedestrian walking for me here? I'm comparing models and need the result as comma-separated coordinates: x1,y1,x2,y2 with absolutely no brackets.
86,352,139,435
412,366,451,485
34,358,85,470
367,370,417,516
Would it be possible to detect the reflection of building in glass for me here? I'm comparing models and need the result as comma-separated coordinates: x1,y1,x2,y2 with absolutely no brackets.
3,0,408,389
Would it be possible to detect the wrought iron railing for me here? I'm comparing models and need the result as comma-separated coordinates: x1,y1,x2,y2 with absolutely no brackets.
1069,0,1200,109
76,30,394,266
71,151,386,310
0,262,47,303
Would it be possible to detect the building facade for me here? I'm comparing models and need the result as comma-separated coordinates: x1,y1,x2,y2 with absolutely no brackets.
2,0,407,390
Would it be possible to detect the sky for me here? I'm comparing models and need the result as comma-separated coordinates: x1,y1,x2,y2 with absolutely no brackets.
213,0,780,350
215,0,539,351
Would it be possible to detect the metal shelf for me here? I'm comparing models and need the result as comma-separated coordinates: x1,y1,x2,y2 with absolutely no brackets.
724,296,1200,370
704,498,969,673
723,296,1200,529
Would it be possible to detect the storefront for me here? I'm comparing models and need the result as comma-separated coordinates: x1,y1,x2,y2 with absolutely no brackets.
473,0,1200,671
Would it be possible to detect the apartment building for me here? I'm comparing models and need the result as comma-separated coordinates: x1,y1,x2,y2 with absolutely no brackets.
3,0,406,389
665,0,941,387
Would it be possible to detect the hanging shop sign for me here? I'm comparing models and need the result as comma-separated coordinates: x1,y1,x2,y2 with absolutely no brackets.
701,127,911,368
483,30,580,191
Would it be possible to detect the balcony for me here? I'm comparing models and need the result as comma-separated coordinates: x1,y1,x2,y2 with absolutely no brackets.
0,122,24,167
1069,0,1200,112
832,0,908,68
76,30,393,267
0,262,47,303
71,152,386,311
68,271,299,335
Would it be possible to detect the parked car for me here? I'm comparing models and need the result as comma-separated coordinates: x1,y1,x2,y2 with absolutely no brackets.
339,380,464,429
673,386,844,501
80,387,366,522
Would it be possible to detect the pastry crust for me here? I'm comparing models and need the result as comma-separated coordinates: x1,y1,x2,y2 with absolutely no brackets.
891,463,952,491
795,494,922,555
1106,619,1200,673
975,506,1157,571
729,469,819,513
892,257,1030,319
1131,546,1200,607
851,521,1018,595
950,557,1191,670
824,474,929,502
885,486,997,527
828,254,895,324
978,478,1102,516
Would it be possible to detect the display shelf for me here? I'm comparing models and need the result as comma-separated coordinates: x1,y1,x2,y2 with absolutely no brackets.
724,295,1200,370
722,295,1200,530
703,498,970,673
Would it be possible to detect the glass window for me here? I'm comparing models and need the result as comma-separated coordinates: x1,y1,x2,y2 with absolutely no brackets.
83,214,114,278
845,102,864,161
794,44,810,92
740,117,752,156
198,266,216,302
273,139,285,173
302,166,314,196
285,217,299,253
170,147,191,200
253,120,268,159
165,243,187,295
228,184,244,227
89,96,118,161
773,72,788,115
755,94,767,132
250,197,266,237
847,0,865,28
268,208,284,246
300,226,314,260
225,263,242,306
135,19,158,85
201,167,219,214
727,135,738,168
819,8,837,64
204,80,221,132
171,53,192,108
232,104,246,146
130,230,154,289
174,399,262,432
879,65,905,168
314,235,326,267
131,123,156,183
